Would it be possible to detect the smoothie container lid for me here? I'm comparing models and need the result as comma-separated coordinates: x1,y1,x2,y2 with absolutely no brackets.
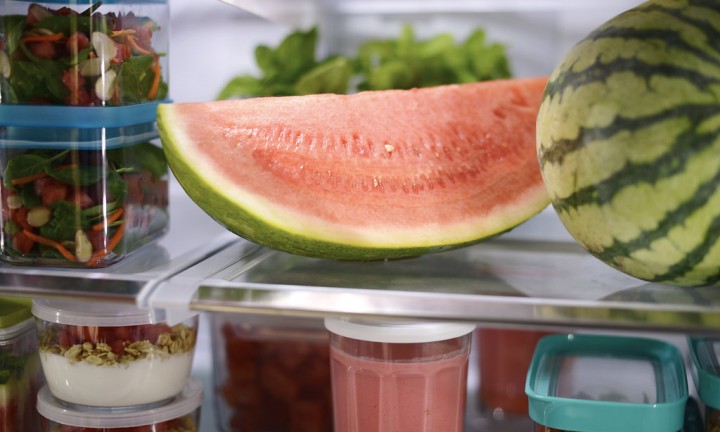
32,299,172,327
687,336,720,410
0,298,34,341
37,377,203,427
525,334,687,432
324,317,475,343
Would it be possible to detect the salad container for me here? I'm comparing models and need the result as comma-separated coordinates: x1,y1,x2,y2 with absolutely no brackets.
32,298,198,408
0,297,44,432
37,376,203,432
526,334,688,432
0,139,169,267
325,317,475,432
212,313,333,432
0,0,169,108
688,336,720,432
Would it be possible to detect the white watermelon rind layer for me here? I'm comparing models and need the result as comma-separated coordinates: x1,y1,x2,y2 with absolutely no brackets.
158,104,550,260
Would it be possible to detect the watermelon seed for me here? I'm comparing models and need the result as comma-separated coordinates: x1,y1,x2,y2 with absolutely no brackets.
384,144,395,153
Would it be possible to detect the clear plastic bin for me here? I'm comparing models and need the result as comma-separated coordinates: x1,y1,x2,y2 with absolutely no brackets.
32,299,198,408
0,138,169,267
526,334,688,432
687,336,720,432
37,376,203,431
211,313,333,432
0,0,169,107
0,298,43,432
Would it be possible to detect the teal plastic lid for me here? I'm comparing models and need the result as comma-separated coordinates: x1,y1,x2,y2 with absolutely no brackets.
687,337,720,410
526,334,688,432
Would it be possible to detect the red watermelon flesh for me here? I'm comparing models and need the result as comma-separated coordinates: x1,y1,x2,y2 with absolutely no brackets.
158,77,550,260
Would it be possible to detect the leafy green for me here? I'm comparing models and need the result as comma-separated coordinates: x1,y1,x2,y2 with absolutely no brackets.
0,354,27,385
20,184,42,209
34,15,104,37
107,170,126,202
117,55,155,104
47,165,104,186
1,15,25,56
39,200,88,241
3,150,68,188
217,27,353,99
9,57,69,104
217,24,512,100
107,142,167,179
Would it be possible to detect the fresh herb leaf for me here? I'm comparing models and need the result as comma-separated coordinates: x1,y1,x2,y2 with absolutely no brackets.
117,55,155,104
40,200,88,241
295,56,353,95
215,75,263,101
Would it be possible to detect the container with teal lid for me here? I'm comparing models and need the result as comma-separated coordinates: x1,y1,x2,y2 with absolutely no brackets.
0,0,170,267
687,336,720,431
0,297,44,431
526,333,688,432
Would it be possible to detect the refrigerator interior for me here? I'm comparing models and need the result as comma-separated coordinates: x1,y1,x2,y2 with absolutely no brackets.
165,1,695,431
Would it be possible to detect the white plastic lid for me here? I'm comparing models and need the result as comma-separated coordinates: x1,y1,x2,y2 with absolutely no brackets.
324,317,476,343
32,299,168,327
37,377,203,428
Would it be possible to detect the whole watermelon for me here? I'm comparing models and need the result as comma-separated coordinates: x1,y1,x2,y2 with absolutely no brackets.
537,0,720,287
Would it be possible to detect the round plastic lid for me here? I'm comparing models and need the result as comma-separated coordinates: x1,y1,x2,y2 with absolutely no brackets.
37,377,203,428
32,299,167,327
324,317,476,343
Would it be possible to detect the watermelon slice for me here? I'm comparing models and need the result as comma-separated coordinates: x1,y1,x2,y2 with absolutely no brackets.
158,77,550,260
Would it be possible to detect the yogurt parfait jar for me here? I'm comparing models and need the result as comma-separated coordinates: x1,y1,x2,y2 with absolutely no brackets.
37,376,203,432
325,317,476,432
526,334,688,432
32,298,198,408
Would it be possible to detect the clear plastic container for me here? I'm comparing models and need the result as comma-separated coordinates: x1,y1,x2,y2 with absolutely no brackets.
37,376,203,431
212,313,332,432
526,334,688,432
0,139,169,267
477,328,553,417
688,336,720,432
0,298,44,432
325,317,476,432
32,298,198,408
0,0,169,107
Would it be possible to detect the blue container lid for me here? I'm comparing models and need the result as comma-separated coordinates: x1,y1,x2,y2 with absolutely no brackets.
687,337,720,410
526,334,688,432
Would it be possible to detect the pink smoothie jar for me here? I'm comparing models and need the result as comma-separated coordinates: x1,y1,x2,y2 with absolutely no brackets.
325,317,476,432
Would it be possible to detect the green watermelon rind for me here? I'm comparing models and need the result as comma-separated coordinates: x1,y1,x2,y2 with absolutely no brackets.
158,102,550,261
536,0,720,286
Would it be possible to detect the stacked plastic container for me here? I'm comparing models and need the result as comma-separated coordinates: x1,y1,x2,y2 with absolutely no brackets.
32,299,203,431
0,0,170,268
0,297,44,432
526,334,689,432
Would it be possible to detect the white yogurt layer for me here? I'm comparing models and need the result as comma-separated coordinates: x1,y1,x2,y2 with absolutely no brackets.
40,351,194,407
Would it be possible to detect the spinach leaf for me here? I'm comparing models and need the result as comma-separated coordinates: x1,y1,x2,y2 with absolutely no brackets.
40,200,88,241
3,150,68,188
10,57,68,103
1,15,25,56
47,165,104,186
82,201,117,220
20,184,42,209
107,170,126,202
0,76,16,104
117,55,154,104
34,15,95,37
107,142,167,178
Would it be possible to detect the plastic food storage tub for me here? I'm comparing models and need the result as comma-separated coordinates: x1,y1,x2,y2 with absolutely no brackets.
0,0,169,107
32,298,198,408
37,376,203,432
0,0,170,268
212,313,333,432
325,317,476,432
0,298,44,432
526,334,688,432
687,336,720,432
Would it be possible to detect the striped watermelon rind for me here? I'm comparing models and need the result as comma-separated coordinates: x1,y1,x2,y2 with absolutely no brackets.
159,79,550,261
537,0,720,287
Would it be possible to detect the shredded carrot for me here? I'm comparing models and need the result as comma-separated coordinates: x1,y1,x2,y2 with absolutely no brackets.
91,208,124,231
87,222,125,266
148,57,161,100
22,229,77,262
11,171,48,186
126,35,152,55
20,33,64,43
110,29,136,37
